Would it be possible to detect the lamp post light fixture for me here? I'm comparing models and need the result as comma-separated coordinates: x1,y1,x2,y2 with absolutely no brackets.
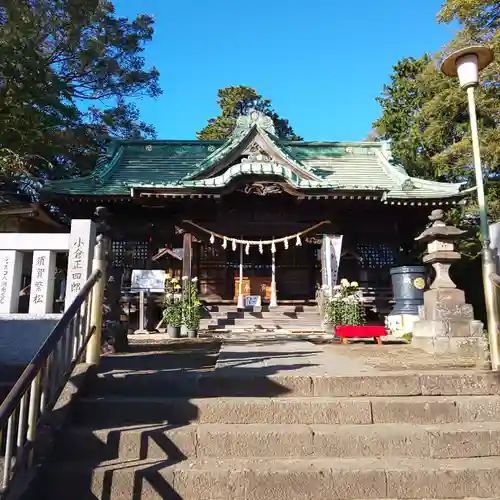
440,45,500,370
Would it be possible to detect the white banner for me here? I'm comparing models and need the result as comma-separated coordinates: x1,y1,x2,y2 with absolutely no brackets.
322,235,343,293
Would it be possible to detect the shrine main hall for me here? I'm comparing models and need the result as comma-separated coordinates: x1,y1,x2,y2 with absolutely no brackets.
42,110,471,312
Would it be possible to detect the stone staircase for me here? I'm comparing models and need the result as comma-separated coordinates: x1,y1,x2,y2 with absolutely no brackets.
33,339,500,499
200,304,323,332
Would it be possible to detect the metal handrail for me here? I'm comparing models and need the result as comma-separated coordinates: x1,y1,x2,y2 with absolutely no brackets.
0,269,103,498
490,272,500,287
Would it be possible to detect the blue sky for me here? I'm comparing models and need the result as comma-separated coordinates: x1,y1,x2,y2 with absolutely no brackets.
114,0,459,142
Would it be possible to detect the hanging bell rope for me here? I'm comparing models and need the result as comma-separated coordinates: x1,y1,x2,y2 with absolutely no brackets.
183,220,330,248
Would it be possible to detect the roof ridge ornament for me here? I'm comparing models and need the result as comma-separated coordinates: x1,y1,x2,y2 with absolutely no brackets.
232,109,276,137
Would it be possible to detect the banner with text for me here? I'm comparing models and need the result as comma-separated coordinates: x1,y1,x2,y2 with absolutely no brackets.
322,235,343,294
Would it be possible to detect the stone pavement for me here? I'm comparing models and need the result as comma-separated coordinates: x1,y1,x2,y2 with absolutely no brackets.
214,332,487,375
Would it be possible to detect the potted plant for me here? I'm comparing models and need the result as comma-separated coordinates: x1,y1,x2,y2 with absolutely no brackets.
182,276,201,338
316,284,334,335
163,277,182,338
326,279,386,343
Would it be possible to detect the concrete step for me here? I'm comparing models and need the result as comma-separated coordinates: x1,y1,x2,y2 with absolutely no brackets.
57,422,500,461
72,395,500,427
41,456,500,500
88,370,500,398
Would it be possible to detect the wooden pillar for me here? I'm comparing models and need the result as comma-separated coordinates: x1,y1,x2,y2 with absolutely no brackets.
182,232,192,280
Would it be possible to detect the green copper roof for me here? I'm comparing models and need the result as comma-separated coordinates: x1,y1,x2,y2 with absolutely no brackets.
42,112,470,202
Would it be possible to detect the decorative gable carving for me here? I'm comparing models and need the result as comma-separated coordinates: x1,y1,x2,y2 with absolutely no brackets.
238,182,283,196
232,109,276,137
241,142,273,163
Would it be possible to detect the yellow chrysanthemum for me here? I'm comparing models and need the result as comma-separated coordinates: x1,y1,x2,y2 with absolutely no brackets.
350,281,359,287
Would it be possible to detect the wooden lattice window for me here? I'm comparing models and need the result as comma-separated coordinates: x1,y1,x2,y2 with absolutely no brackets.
111,240,150,269
356,244,395,269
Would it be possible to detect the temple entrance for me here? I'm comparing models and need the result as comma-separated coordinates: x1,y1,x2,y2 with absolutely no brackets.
197,235,321,303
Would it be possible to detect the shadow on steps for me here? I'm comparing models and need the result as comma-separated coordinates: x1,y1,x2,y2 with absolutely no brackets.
23,338,319,500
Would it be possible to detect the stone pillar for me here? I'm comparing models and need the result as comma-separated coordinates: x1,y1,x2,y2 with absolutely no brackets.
65,219,96,310
0,251,24,313
412,209,486,359
29,250,57,314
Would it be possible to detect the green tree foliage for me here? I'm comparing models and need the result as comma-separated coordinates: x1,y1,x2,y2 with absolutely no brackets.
374,0,500,254
197,86,303,141
0,0,160,185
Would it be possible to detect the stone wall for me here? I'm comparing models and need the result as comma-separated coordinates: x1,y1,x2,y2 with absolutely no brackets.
0,314,62,365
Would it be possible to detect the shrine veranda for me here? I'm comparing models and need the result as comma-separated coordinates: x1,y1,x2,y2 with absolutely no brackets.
40,110,472,316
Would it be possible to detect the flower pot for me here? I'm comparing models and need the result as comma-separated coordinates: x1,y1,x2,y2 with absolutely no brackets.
181,325,187,337
389,265,426,316
167,325,181,338
186,328,198,339
324,323,334,336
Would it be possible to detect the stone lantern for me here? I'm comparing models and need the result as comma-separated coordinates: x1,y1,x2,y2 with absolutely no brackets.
411,209,486,359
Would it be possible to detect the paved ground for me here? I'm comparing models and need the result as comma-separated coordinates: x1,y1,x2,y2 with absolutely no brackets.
125,332,489,375
213,333,489,375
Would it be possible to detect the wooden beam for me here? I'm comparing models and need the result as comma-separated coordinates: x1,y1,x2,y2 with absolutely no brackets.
182,232,192,280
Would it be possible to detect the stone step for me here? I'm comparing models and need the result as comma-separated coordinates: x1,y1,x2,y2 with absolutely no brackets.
72,395,500,427
88,370,500,398
202,311,321,318
200,316,321,323
200,321,322,329
57,422,500,461
204,305,318,313
41,456,500,500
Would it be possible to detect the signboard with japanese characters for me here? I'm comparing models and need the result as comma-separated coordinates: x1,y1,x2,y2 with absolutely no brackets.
0,250,23,313
130,270,165,293
29,250,57,314
65,220,96,310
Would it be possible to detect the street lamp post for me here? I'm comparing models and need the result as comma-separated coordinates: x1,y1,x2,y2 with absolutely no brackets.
440,45,500,370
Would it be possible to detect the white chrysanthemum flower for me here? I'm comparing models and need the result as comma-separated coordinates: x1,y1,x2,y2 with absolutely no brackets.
182,275,188,281
191,277,198,282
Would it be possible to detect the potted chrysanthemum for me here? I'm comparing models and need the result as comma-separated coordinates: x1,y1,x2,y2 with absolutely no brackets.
163,277,182,338
182,276,201,338
325,278,386,343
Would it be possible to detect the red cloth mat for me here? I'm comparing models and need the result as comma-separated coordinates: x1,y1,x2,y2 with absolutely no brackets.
336,326,387,338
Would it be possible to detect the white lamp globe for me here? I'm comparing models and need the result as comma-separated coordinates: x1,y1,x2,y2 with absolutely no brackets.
440,45,494,88
455,53,479,89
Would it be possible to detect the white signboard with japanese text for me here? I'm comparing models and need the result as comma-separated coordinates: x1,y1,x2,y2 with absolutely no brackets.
29,250,57,314
131,269,165,293
245,295,262,308
65,220,96,310
0,251,23,313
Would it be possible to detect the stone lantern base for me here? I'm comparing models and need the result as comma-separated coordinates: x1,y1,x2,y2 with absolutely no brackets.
412,289,488,360
410,209,488,362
